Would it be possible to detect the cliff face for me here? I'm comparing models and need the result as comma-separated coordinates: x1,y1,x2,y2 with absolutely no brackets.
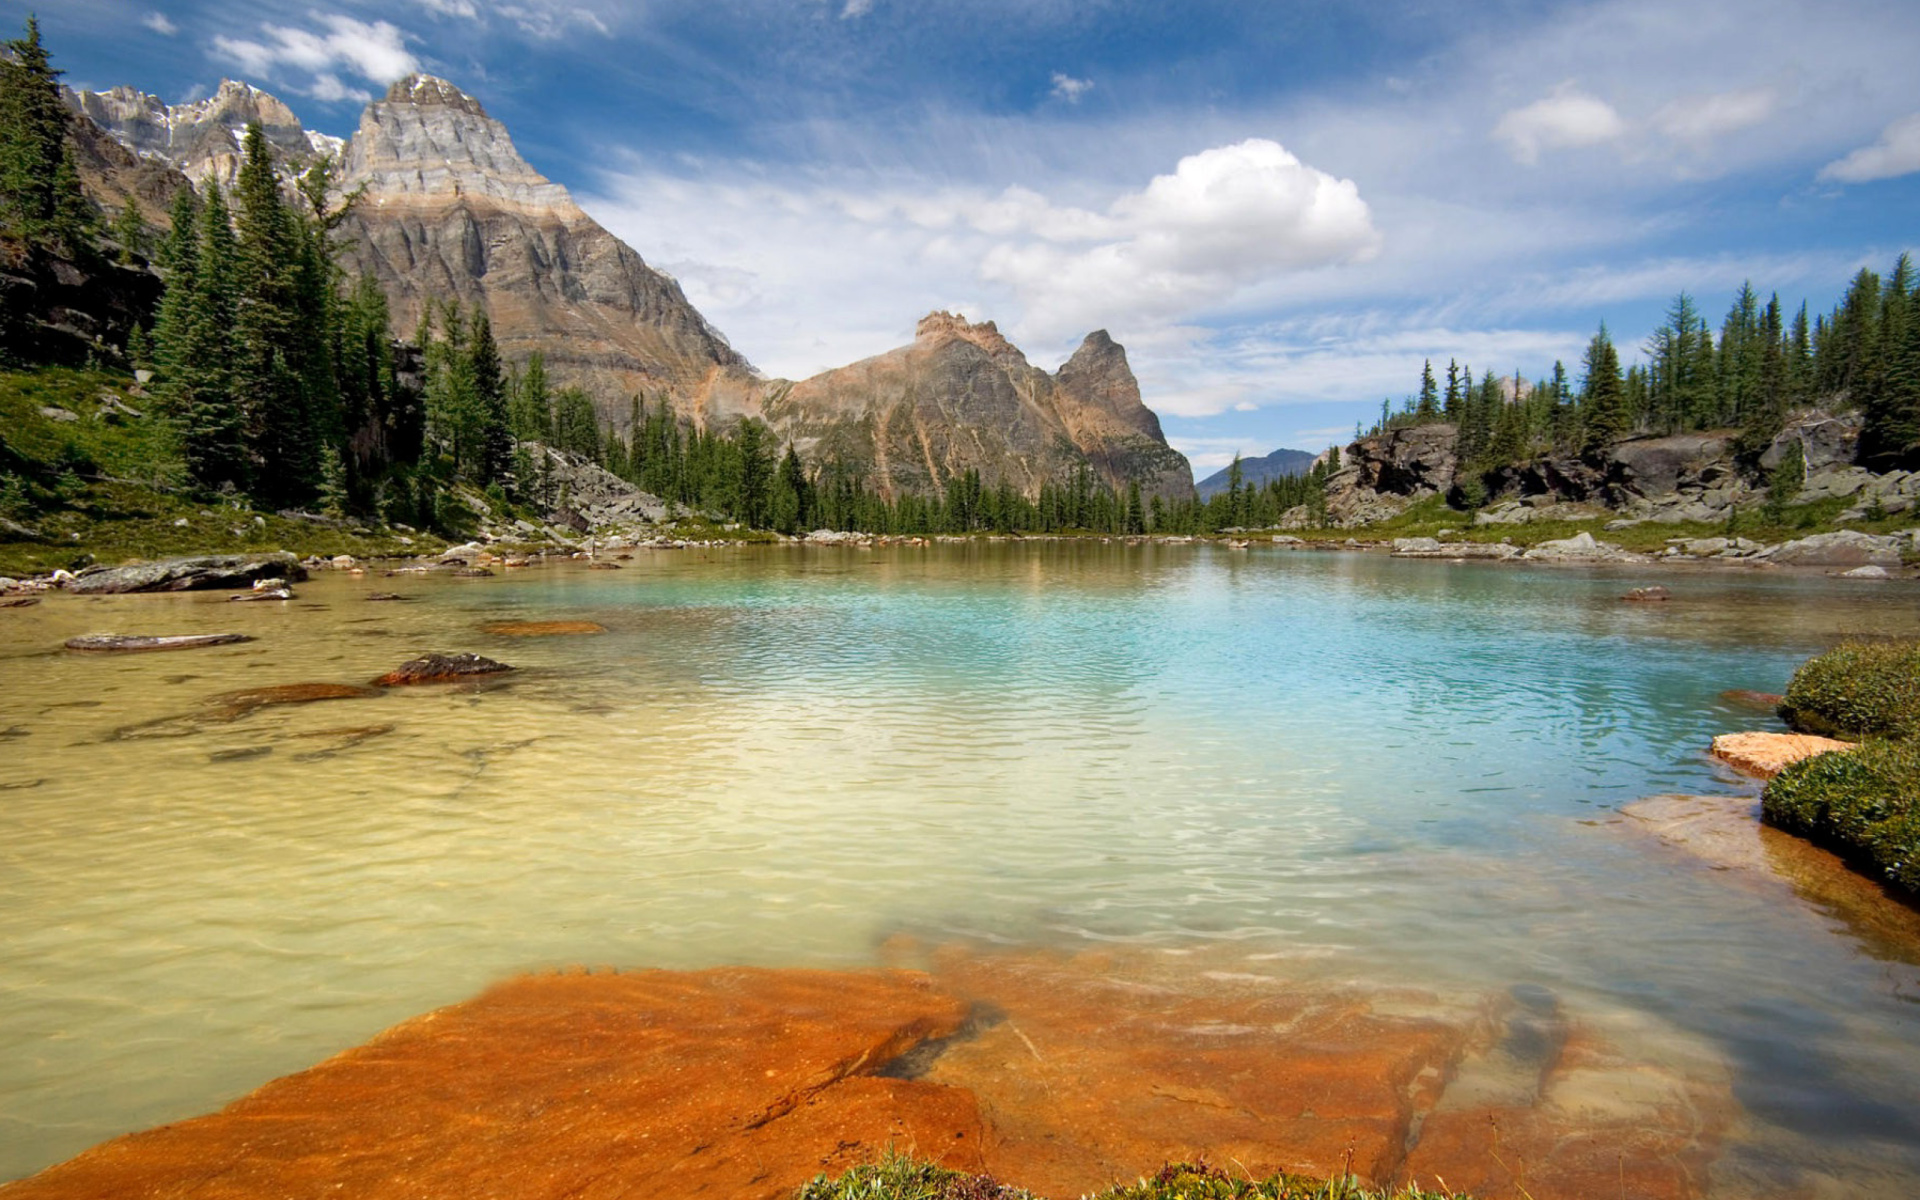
767,312,1192,501
334,75,750,408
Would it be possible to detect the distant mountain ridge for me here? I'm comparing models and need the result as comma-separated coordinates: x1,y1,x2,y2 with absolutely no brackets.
1195,447,1317,499
64,73,1193,501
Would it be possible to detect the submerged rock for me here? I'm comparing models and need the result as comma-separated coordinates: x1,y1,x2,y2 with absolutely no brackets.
0,949,1732,1200
207,683,382,719
64,633,253,653
1719,689,1784,711
1710,731,1855,779
67,553,307,594
1623,586,1671,602
373,652,514,686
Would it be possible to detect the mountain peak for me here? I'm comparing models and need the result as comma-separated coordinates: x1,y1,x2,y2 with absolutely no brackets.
383,74,488,117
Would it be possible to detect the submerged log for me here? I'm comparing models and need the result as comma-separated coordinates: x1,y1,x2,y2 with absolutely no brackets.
64,633,254,653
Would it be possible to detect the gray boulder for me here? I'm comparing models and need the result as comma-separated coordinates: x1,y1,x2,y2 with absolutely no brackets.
1522,531,1648,563
68,553,307,594
1606,433,1733,501
1758,530,1904,568
1760,411,1862,473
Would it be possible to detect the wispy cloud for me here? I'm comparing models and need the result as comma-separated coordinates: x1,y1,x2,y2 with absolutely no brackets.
211,14,417,96
841,0,875,18
142,12,178,36
1049,72,1092,103
1493,82,1626,164
415,0,480,19
1820,114,1920,183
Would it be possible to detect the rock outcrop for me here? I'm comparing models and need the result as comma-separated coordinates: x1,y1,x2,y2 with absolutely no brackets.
1710,732,1856,779
1320,423,1454,526
767,313,1193,501
66,553,306,594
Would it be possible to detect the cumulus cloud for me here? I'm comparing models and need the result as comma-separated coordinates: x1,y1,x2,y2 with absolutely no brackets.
981,139,1380,339
1050,72,1093,103
1653,87,1776,144
1493,82,1626,164
1819,114,1920,183
415,0,480,18
212,15,418,94
143,12,178,35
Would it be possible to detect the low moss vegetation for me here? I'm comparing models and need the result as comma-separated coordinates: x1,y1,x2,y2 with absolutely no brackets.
795,1156,1467,1200
1777,640,1920,740
1763,639,1920,896
1764,739,1920,894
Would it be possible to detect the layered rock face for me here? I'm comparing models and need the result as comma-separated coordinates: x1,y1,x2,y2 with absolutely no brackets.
769,312,1192,501
333,75,748,406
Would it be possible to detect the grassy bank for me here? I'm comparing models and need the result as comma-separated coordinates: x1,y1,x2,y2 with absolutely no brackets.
796,1156,1466,1200
1763,640,1920,897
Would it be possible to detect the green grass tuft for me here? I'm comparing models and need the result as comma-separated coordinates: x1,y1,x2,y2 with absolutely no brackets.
795,1156,1466,1200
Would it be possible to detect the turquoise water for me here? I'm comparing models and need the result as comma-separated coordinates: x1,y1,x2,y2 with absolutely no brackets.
1,542,1918,1190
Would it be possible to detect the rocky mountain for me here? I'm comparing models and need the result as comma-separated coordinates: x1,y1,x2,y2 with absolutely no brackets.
1195,447,1317,500
65,74,1193,500
767,312,1192,501
65,80,339,193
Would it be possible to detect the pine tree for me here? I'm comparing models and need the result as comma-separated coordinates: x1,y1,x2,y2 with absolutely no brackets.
150,189,200,394
1580,324,1627,455
1443,359,1462,425
1416,359,1438,417
510,351,552,440
110,199,146,264
232,122,318,504
0,18,92,249
178,182,247,491
470,310,512,485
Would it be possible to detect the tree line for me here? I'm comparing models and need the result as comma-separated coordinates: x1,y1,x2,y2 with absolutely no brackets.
1366,256,1920,490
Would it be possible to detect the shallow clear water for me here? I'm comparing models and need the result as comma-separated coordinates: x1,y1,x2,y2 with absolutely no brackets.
2,543,1918,1190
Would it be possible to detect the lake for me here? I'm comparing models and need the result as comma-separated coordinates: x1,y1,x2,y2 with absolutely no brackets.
2,542,1917,1192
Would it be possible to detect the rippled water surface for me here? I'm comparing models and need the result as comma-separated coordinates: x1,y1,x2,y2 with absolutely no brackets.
3,543,1919,1189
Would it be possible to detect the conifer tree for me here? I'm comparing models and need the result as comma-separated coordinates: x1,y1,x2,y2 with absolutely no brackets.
511,351,553,440
150,189,200,393
178,182,247,491
109,200,146,264
232,123,319,504
1416,359,1438,417
1580,324,1627,455
470,310,512,485
0,18,91,249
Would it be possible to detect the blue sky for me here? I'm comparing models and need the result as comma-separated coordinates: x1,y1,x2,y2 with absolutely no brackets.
23,0,1920,475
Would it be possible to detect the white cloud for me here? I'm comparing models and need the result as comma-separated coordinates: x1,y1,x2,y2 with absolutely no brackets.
143,12,178,36
1819,113,1920,183
494,3,613,38
415,0,480,18
981,139,1381,340
841,0,874,17
1653,87,1776,144
1493,82,1626,164
211,15,418,93
1050,72,1093,103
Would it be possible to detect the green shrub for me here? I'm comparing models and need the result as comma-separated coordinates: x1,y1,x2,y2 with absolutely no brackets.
1777,640,1920,740
1764,739,1920,893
